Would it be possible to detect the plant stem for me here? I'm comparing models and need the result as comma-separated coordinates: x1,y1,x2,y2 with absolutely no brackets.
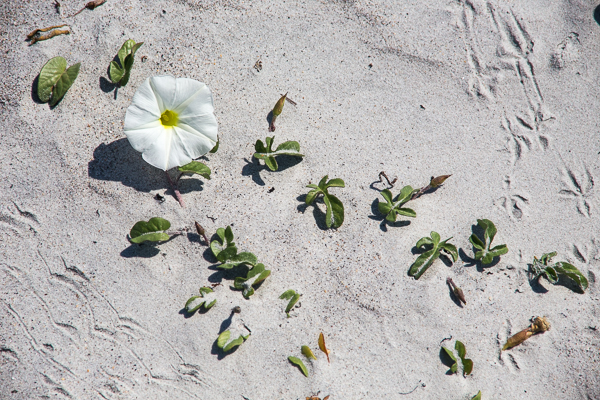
166,171,184,207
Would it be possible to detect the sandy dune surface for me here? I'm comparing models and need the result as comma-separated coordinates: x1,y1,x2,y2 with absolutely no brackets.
1,0,600,399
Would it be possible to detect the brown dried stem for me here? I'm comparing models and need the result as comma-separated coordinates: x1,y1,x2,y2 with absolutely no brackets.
166,171,184,207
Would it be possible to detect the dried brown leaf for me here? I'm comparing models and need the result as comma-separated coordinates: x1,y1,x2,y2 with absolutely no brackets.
318,332,330,363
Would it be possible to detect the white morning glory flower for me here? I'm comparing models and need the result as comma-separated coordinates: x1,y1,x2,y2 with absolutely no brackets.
124,75,218,171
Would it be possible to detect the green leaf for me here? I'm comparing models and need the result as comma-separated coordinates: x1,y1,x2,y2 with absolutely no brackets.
441,242,458,262
326,178,345,188
48,62,80,107
233,263,271,298
481,253,494,265
462,358,473,376
285,293,301,316
380,189,394,205
544,266,559,283
488,244,509,258
430,231,441,245
471,391,482,400
479,218,497,243
275,140,301,153
441,346,457,374
396,207,416,218
216,246,238,263
413,250,440,280
112,40,143,86
395,185,414,203
217,330,230,348
129,217,171,243
264,156,278,171
184,287,216,313
408,249,435,277
455,341,466,359
540,252,557,265
109,61,124,83
178,161,211,179
556,262,588,291
210,140,219,153
378,201,392,216
223,334,247,352
38,56,67,102
385,210,397,223
288,356,308,377
301,345,317,360
325,194,344,228
280,289,296,300
117,39,136,67
224,226,234,243
318,175,329,189
416,236,434,249
253,136,303,171
469,234,485,250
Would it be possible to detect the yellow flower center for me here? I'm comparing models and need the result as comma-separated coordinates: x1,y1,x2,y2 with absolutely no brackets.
160,110,179,127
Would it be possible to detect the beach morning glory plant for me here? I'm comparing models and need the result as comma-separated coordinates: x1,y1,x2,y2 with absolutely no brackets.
124,75,218,206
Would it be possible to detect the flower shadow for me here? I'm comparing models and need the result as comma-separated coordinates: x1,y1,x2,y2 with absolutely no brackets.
88,138,167,193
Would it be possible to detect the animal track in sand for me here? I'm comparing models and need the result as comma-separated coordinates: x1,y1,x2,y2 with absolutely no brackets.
559,160,595,217
495,176,529,220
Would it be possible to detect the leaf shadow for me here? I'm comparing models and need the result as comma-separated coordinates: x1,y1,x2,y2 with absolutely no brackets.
31,74,44,104
211,312,241,360
120,234,180,258
526,270,549,294
459,248,501,271
177,177,205,194
207,264,250,284
241,157,266,186
88,138,167,193
439,347,457,375
368,199,411,232
120,243,161,258
178,304,212,319
296,194,329,231
266,110,274,131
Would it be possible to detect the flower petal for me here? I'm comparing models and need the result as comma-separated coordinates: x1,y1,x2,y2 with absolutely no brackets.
124,78,161,130
173,80,214,115
148,75,177,111
173,125,216,159
178,112,218,141
126,124,189,170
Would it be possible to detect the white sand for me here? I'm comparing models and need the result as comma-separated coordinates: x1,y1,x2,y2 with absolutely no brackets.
1,0,600,398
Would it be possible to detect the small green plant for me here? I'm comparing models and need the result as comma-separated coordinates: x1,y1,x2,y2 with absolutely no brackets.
376,175,451,223
441,340,473,376
37,56,80,106
233,263,271,299
530,252,588,293
280,289,301,317
408,232,457,279
184,287,216,313
377,185,416,222
301,345,317,360
471,391,482,400
269,93,291,132
253,136,303,171
305,175,345,229
109,39,143,87
469,219,508,264
129,217,171,243
210,226,258,269
217,329,250,352
288,356,308,377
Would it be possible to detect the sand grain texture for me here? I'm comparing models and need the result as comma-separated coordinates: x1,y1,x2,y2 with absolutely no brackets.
1,0,600,398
